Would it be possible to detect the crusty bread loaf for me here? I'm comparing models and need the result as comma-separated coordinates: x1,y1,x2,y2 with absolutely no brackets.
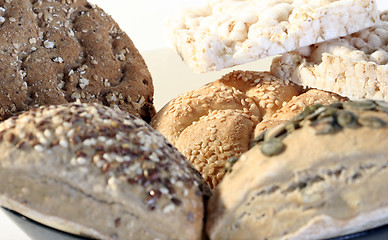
271,11,388,102
151,70,303,188
207,100,388,240
0,0,155,123
0,102,207,240
168,0,380,72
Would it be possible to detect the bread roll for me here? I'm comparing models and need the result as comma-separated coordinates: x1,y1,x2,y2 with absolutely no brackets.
0,0,155,123
0,102,207,240
151,70,303,188
207,100,388,240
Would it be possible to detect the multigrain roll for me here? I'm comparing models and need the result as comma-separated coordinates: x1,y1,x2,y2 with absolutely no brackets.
0,0,155,122
0,102,207,240
151,70,303,188
207,100,388,240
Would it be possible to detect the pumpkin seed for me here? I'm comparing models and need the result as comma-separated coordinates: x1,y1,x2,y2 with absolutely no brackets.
285,121,298,132
224,156,239,173
265,124,288,141
376,101,388,109
311,116,338,135
304,106,327,121
375,101,388,114
328,102,344,109
293,104,323,122
250,130,266,149
336,110,357,128
261,138,285,156
358,116,387,129
317,107,337,120
343,100,376,111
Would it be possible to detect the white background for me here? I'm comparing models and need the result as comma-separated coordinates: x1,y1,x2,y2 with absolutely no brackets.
2,0,388,239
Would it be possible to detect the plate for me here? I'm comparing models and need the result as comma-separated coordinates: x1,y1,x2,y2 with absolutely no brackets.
3,206,388,240
1,208,93,240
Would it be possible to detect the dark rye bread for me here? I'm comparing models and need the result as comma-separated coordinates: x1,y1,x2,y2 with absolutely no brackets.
0,0,155,122
207,100,388,240
0,102,207,240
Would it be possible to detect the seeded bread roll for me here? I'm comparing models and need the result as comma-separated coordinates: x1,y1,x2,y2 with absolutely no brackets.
271,11,388,103
168,0,379,72
0,0,155,122
0,102,207,240
254,89,348,137
151,70,303,188
207,100,388,240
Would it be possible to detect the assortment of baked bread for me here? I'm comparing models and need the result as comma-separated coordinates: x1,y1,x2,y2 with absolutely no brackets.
0,0,387,239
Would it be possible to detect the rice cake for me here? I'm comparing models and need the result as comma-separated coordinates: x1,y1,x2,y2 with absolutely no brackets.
168,0,380,73
271,11,388,102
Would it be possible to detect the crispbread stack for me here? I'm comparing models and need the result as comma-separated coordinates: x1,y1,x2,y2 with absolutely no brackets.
271,11,388,102
168,0,380,73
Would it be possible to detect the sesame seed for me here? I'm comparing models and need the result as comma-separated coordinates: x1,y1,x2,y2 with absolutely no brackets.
163,204,175,213
44,40,55,49
29,38,37,44
52,57,64,63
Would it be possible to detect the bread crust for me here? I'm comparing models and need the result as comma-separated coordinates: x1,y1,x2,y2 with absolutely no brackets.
0,0,155,122
151,71,302,188
0,102,205,240
207,101,388,240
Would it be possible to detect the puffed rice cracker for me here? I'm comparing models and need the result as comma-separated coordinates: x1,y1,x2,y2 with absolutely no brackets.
271,11,388,101
168,0,380,73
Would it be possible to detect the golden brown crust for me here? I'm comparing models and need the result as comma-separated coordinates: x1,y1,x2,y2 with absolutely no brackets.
151,70,302,188
0,0,154,122
177,109,256,188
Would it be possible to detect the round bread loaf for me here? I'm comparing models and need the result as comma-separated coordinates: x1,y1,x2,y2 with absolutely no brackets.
207,100,388,240
0,0,155,122
151,70,303,188
152,70,345,189
0,102,207,240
